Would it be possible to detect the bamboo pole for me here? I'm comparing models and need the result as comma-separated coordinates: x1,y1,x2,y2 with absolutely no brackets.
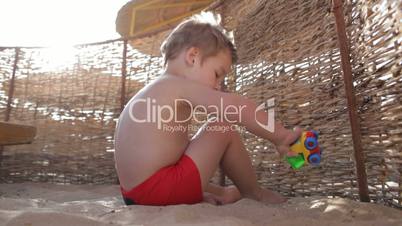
120,40,128,112
332,0,370,202
5,47,20,121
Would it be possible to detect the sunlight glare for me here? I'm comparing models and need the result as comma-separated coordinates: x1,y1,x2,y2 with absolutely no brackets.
39,46,77,71
0,0,128,47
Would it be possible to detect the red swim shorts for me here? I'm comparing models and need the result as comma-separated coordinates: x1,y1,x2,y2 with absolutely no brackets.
120,154,203,206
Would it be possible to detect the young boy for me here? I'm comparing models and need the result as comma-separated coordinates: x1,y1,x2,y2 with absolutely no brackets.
114,19,301,206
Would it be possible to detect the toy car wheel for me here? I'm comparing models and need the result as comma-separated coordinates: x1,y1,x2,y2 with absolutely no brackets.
308,153,321,165
305,137,318,150
312,130,319,139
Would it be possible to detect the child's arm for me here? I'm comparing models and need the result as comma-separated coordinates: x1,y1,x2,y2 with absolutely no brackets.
169,76,301,156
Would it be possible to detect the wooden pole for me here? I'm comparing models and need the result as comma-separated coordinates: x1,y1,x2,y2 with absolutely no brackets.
120,40,128,112
2,47,20,165
116,40,128,185
5,48,20,121
332,0,370,202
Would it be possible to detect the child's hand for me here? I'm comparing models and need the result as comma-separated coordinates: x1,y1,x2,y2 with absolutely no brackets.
272,123,302,159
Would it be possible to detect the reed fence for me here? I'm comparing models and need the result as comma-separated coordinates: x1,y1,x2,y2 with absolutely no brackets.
0,0,400,208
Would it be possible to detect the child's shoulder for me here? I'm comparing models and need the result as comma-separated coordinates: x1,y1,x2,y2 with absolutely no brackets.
157,74,185,84
139,75,185,98
150,74,189,90
147,74,223,104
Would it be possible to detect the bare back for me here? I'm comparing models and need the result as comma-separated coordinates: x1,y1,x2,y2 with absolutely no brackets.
114,75,192,191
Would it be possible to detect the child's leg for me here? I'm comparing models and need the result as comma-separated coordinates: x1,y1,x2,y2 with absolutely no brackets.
185,121,286,204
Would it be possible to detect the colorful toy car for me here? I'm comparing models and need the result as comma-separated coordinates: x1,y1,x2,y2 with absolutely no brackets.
286,130,322,170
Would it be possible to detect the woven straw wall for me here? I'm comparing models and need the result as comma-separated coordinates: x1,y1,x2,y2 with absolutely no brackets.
0,42,163,184
214,0,401,208
219,0,357,199
0,0,400,208
349,0,401,206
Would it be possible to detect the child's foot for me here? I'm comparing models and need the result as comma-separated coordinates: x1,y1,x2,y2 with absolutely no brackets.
203,192,221,205
220,185,242,204
256,188,287,204
202,185,242,205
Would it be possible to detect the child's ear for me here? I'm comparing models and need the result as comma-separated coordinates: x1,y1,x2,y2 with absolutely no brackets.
185,47,200,66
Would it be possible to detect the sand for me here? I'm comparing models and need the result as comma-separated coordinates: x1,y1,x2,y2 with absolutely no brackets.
0,183,400,226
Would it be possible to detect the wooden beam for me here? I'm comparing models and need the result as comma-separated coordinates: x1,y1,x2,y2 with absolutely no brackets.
332,0,370,202
0,122,36,146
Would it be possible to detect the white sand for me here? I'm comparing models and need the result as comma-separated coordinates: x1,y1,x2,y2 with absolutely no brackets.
0,183,400,226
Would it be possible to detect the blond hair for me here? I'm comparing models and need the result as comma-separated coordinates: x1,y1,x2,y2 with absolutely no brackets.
160,19,237,66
